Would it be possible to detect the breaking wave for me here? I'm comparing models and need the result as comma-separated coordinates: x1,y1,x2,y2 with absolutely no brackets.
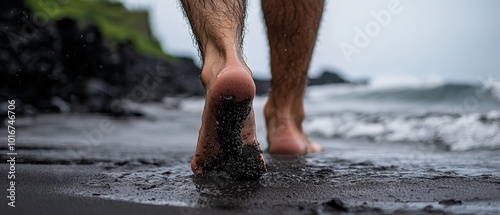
303,80,500,151
304,110,500,151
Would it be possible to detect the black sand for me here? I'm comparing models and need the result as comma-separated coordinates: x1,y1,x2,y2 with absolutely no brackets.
1,104,499,215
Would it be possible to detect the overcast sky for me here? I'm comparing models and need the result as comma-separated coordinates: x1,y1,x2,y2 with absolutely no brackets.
120,0,500,84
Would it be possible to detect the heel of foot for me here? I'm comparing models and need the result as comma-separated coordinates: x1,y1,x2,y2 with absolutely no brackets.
268,140,306,154
268,134,323,154
210,69,256,102
267,120,318,154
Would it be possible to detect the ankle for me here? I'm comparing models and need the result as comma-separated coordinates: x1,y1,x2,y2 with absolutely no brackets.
265,99,304,122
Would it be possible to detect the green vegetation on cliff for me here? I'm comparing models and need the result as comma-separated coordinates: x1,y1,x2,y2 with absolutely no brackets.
25,0,173,61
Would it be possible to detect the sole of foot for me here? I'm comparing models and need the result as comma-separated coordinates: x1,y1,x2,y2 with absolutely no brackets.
191,66,267,180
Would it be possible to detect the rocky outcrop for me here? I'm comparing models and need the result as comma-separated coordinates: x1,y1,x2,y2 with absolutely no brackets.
0,0,204,119
308,70,349,86
253,69,350,95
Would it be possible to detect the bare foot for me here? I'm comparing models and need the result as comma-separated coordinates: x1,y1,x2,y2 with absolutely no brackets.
264,101,323,154
191,63,266,180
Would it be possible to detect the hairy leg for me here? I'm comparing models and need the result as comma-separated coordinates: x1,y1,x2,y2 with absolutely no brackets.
180,0,266,179
262,0,324,154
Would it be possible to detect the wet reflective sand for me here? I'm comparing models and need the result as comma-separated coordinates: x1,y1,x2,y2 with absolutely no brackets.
1,105,499,214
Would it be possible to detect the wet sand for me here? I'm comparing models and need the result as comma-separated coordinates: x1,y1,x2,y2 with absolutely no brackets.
1,103,500,214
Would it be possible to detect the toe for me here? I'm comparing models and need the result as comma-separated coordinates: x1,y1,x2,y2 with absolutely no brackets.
307,141,323,153
191,157,204,174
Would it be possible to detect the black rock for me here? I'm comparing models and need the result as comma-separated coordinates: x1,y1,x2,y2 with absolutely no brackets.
0,0,63,114
309,69,348,86
253,79,271,95
323,198,349,212
0,0,206,119
438,199,463,206
252,69,351,96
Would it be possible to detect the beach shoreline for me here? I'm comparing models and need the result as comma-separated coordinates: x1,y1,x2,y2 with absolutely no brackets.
1,111,499,215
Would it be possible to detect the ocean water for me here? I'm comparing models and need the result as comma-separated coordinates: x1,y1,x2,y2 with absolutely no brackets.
182,78,500,152
302,79,500,151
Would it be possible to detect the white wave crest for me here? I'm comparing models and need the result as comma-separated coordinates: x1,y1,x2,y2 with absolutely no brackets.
482,77,500,102
304,111,500,151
